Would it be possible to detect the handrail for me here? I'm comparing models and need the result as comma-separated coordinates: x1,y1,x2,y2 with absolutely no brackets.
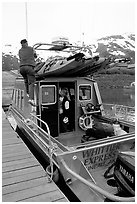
30,113,54,181
59,157,135,202
23,118,50,149
59,132,135,156
103,103,135,124
30,113,50,135
103,103,135,110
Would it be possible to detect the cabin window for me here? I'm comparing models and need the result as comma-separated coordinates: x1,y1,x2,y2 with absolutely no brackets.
15,89,18,106
14,89,16,104
12,89,15,101
79,85,92,100
12,89,16,103
40,85,56,105
20,90,24,111
18,89,21,109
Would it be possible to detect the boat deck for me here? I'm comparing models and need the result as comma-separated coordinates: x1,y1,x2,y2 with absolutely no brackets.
2,109,68,202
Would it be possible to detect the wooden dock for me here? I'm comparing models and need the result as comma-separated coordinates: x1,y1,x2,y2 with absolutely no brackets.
2,110,68,202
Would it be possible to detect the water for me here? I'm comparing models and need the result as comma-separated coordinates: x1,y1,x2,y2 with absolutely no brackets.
100,87,135,107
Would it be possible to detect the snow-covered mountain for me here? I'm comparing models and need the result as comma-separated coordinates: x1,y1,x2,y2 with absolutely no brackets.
2,33,135,71
89,33,135,63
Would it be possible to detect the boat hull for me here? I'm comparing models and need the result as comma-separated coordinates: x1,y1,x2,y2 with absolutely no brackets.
9,106,135,202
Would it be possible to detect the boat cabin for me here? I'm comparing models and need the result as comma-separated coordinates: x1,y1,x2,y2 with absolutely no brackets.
11,41,135,150
12,76,105,145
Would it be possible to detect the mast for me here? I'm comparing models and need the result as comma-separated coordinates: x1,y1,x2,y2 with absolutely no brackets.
82,32,85,46
25,2,28,40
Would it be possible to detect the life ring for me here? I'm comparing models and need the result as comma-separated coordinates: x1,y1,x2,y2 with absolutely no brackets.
79,115,93,131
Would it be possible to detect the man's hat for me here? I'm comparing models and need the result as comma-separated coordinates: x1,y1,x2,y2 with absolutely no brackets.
20,39,27,44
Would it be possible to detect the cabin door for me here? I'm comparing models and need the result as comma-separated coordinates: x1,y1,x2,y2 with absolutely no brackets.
59,82,75,134
40,83,58,137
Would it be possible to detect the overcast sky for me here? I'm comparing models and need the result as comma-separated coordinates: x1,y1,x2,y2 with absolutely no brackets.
2,0,135,47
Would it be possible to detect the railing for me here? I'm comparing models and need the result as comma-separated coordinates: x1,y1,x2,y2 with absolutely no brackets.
30,113,55,180
30,113,50,135
24,113,55,181
103,103,135,123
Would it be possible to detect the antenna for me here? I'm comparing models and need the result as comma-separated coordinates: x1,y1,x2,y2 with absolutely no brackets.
25,2,28,40
82,32,85,46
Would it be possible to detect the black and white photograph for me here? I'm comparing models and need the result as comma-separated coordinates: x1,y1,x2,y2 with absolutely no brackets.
2,0,135,202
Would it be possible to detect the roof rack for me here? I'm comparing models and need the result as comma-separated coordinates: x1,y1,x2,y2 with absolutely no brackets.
33,43,92,56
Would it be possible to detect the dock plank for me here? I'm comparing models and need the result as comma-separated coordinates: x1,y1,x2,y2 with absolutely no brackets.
2,110,68,202
2,144,29,154
2,165,43,179
2,160,39,173
2,138,22,145
2,152,32,163
2,156,39,168
3,186,63,202
3,177,48,195
19,189,67,202
3,169,45,186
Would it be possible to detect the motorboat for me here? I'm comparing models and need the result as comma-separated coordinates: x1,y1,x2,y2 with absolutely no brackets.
7,41,135,202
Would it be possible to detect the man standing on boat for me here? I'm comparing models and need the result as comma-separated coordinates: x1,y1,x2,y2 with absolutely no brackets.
19,39,37,106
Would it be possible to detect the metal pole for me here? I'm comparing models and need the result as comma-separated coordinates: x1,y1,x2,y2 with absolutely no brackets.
25,2,28,40
82,32,84,46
